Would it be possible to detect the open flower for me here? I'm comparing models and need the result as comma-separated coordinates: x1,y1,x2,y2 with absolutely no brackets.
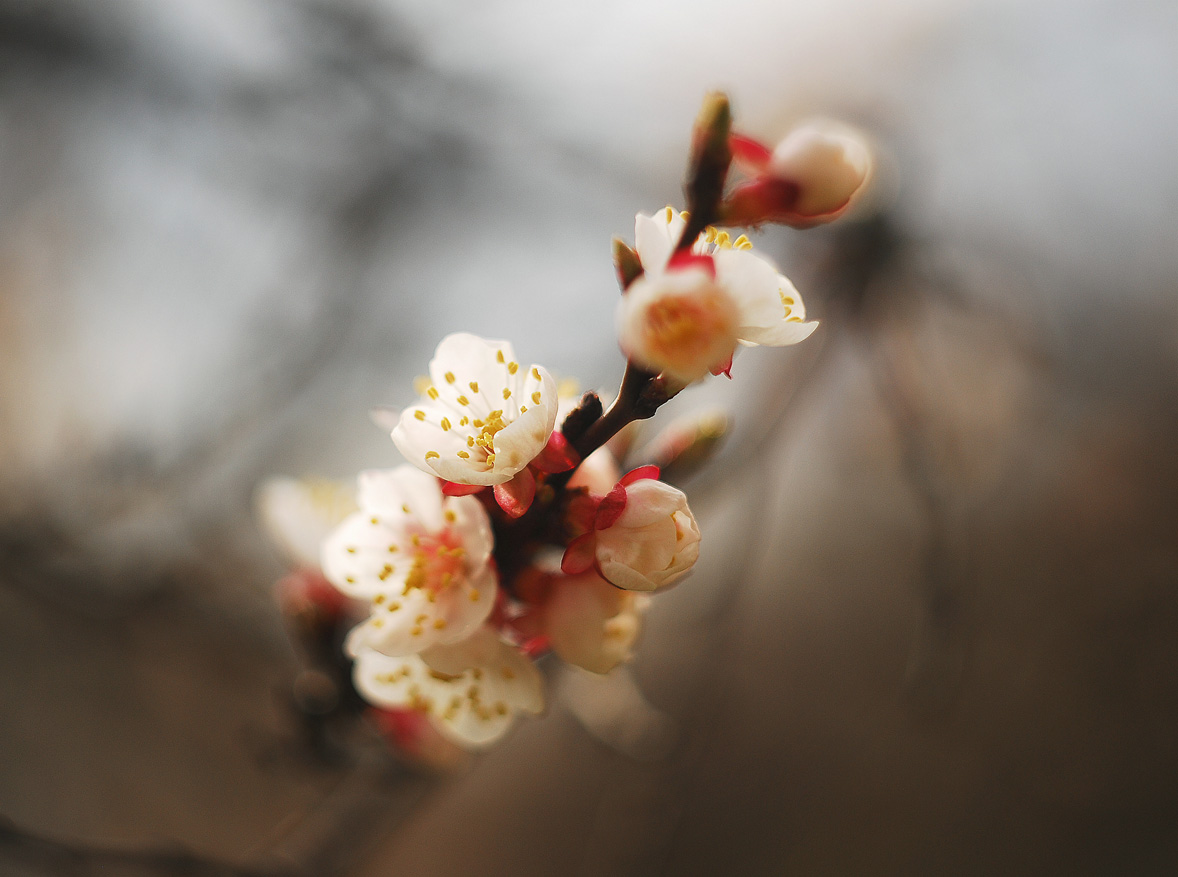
563,466,701,592
321,466,497,656
351,626,544,747
618,208,817,382
725,120,872,227
545,571,647,674
392,333,559,486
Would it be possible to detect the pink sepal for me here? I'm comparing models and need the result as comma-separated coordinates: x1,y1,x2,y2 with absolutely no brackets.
595,484,628,530
561,532,597,575
711,355,734,379
441,480,485,497
619,465,661,487
531,431,581,474
729,132,772,174
494,468,536,518
667,250,716,278
565,492,599,536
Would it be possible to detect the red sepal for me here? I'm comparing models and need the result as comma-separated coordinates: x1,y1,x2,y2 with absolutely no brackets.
531,431,581,474
564,491,599,537
519,635,551,659
728,132,772,173
594,484,628,529
493,468,536,518
441,480,485,497
619,465,661,487
711,355,734,379
561,532,597,575
667,250,716,278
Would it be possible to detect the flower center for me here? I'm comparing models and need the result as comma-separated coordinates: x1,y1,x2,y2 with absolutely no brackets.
404,528,467,594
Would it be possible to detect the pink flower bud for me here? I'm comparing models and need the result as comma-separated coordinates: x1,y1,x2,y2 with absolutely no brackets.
594,476,700,592
725,121,872,227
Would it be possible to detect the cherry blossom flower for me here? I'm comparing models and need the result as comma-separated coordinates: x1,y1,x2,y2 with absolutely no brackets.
725,119,872,227
563,466,701,592
392,333,560,487
351,626,544,747
617,208,817,382
544,571,648,675
321,466,497,656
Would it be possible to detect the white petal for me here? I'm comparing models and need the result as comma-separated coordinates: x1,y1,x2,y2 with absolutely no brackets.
321,512,414,600
546,573,642,675
431,563,497,646
344,585,448,656
257,477,355,569
352,629,543,748
633,210,678,273
357,466,445,530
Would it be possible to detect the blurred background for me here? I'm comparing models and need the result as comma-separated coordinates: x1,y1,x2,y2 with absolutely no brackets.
2,0,1178,873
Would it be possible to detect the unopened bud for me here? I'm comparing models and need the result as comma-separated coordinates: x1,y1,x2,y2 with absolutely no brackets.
767,120,872,218
612,237,644,291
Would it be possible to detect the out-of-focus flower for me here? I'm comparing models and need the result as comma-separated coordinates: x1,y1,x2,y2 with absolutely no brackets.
257,477,356,571
321,466,497,656
352,626,544,747
545,571,647,674
563,466,700,592
618,208,817,382
725,120,872,227
392,333,559,487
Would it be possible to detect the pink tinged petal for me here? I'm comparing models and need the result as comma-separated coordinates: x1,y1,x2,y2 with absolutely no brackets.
767,121,872,218
530,430,580,474
493,467,536,518
619,465,661,487
728,131,772,173
594,484,628,530
561,532,597,575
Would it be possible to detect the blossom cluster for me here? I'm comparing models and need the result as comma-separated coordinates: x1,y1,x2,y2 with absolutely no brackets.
262,95,870,755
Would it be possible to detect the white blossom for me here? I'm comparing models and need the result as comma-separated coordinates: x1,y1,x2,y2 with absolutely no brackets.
595,476,701,592
618,209,817,381
351,627,544,747
321,466,496,656
392,333,559,486
545,571,647,675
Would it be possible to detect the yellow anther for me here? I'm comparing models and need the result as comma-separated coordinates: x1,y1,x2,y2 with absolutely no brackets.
469,589,480,602
370,517,379,525
402,504,410,513
531,367,541,381
346,546,356,553
345,575,355,583
444,509,456,523
427,386,439,400
414,410,425,421
456,395,470,406
374,594,385,604
460,417,469,426
496,350,505,363
425,450,440,460
664,205,674,223
532,391,541,405
507,362,519,375
457,450,470,458
389,601,400,611
485,454,496,467
502,387,511,399
715,230,730,248
440,417,451,431
388,544,398,552
467,436,475,447
472,418,483,428
469,381,479,393
411,626,422,636
444,371,456,384
520,405,527,413
733,234,752,250
705,226,716,243
434,619,446,630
